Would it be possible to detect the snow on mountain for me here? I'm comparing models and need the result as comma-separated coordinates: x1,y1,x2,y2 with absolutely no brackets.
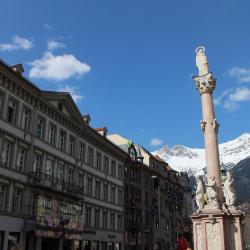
152,133,250,175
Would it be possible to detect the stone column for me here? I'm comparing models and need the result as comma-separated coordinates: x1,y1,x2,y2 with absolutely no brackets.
193,47,223,202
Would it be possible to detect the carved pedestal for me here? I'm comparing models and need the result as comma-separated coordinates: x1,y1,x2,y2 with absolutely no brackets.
192,210,245,250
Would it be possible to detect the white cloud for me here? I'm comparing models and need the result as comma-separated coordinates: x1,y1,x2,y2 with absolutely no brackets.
228,67,250,83
150,138,163,147
0,35,33,52
47,40,65,51
29,51,91,81
57,84,84,103
44,24,53,30
229,87,250,102
216,87,250,111
214,89,233,106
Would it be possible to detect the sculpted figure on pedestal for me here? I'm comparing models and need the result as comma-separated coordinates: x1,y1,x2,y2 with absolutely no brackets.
224,171,236,207
206,176,219,209
196,46,209,76
196,176,205,211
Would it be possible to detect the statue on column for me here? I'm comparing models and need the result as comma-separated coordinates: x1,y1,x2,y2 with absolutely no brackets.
196,46,209,76
196,176,205,211
206,176,219,209
224,170,236,207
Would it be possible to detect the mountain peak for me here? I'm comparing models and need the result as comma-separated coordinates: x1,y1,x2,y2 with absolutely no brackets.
153,133,250,174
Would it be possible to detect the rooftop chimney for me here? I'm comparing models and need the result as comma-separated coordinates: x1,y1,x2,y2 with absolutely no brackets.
95,127,108,137
83,114,91,126
11,64,24,75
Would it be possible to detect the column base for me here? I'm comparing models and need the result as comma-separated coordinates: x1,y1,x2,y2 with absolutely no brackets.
191,209,245,250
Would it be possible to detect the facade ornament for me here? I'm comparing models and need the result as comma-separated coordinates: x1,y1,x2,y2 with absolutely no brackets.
206,176,220,209
195,176,205,211
212,119,220,133
224,170,236,207
200,120,206,132
193,73,217,95
1,149,7,165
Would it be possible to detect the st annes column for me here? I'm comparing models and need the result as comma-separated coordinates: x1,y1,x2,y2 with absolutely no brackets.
191,47,245,250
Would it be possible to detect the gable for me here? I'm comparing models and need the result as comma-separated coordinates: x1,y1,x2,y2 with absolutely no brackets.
41,91,84,125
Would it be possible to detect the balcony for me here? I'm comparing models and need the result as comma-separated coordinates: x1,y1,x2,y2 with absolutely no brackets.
28,172,84,197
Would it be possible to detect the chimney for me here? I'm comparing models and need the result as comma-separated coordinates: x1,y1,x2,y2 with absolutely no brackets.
83,114,91,126
95,127,108,137
11,64,24,75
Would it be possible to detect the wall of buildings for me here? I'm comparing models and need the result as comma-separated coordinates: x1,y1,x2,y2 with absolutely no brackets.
0,60,127,250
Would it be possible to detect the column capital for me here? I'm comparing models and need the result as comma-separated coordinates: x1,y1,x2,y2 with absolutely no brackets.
193,72,216,95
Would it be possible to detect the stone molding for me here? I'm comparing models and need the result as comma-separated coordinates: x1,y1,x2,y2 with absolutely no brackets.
193,72,216,95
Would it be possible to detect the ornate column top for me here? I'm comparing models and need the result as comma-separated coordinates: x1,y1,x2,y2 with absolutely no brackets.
193,46,217,95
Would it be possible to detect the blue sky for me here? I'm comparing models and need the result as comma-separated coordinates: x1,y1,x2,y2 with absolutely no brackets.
0,0,250,150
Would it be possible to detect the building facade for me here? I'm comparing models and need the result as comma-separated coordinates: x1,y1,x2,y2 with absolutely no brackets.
0,60,127,250
108,134,193,250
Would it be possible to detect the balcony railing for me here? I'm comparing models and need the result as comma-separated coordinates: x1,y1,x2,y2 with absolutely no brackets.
28,171,84,196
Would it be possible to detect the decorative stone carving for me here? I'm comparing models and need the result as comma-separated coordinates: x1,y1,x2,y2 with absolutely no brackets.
193,73,217,95
206,176,219,209
196,46,209,76
197,224,203,250
206,222,221,250
211,119,220,133
200,120,206,132
224,170,236,207
196,176,205,211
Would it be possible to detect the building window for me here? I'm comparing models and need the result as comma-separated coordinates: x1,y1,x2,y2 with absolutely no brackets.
94,208,100,227
69,136,75,156
0,92,5,118
85,207,92,226
67,168,73,187
110,212,115,229
78,173,84,189
12,188,22,213
166,218,169,230
46,159,53,178
87,147,94,166
145,192,149,208
117,214,122,230
95,181,101,199
86,177,92,196
0,184,7,211
30,193,38,216
102,210,107,228
118,164,122,179
36,116,45,139
16,147,26,172
96,151,102,170
57,164,64,182
79,142,85,161
104,156,109,173
21,108,31,131
33,154,41,172
103,184,108,201
1,141,12,166
59,130,66,151
110,186,115,203
118,189,122,205
48,124,56,145
6,99,17,124
111,160,116,177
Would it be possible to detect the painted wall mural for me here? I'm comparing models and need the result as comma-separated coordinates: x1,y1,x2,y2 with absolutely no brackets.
35,195,84,240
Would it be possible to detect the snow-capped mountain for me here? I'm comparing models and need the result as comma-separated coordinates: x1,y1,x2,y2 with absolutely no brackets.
153,133,250,175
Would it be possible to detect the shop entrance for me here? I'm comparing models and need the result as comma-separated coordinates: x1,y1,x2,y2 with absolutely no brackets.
41,238,59,250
